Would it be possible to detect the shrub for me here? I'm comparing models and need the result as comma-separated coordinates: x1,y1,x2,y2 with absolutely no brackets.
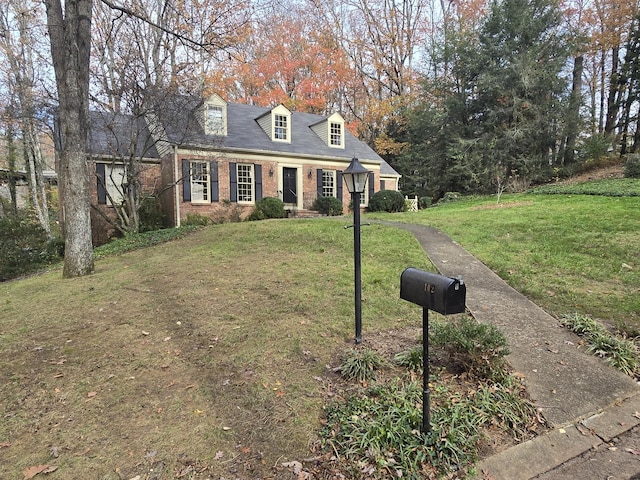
367,190,407,213
418,196,432,209
138,194,165,232
0,216,63,281
577,133,611,162
624,154,640,178
434,192,461,206
183,213,211,226
247,197,287,221
311,195,344,215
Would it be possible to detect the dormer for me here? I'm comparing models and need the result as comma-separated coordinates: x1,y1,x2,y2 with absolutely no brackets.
256,104,291,143
311,113,345,149
200,93,227,136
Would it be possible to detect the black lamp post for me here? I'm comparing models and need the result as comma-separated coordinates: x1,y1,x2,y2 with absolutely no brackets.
343,157,370,344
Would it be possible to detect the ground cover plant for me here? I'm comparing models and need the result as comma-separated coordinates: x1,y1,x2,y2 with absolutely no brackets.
369,189,640,335
1,219,445,479
319,317,538,479
529,178,640,196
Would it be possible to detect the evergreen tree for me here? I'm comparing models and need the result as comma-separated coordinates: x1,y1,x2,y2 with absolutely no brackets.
473,0,569,177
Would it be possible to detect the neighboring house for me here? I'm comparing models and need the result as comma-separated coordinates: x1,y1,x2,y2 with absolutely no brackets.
87,93,401,243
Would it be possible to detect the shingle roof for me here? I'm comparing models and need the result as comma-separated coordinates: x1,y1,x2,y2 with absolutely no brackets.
87,111,160,159
87,98,400,176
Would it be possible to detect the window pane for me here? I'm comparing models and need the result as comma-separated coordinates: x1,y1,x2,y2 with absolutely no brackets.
207,106,224,134
330,122,342,146
322,170,335,197
274,114,287,140
237,164,253,202
190,161,209,202
106,165,125,205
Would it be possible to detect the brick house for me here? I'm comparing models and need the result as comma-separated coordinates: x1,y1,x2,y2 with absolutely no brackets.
88,93,401,243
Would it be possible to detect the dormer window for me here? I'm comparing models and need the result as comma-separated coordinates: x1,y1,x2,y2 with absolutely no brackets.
330,122,342,146
310,112,345,148
274,114,288,140
256,104,292,143
202,93,227,136
207,105,224,135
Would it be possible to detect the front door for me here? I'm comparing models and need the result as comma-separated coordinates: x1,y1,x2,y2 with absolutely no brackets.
283,167,297,204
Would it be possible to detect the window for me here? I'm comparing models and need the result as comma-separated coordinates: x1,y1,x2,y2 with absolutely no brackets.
190,161,210,202
322,170,336,197
97,163,126,206
274,114,288,140
236,164,254,203
206,105,224,135
330,122,342,146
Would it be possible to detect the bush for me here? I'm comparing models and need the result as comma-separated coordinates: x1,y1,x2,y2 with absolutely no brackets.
138,194,165,232
367,190,407,213
434,191,462,206
0,217,63,281
183,213,211,226
311,196,344,216
247,197,286,221
624,154,640,178
577,133,611,162
418,196,432,209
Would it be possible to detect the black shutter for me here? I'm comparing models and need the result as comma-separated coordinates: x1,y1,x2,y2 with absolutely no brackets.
317,169,323,197
210,161,219,202
368,172,375,202
254,164,263,201
96,163,106,204
229,162,237,202
337,170,343,201
182,160,191,202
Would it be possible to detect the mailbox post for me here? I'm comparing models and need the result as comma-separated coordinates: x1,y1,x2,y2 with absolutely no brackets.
400,268,466,434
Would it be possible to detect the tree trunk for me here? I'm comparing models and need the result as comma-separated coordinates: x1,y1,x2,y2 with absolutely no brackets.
563,55,583,164
604,46,621,149
45,0,95,277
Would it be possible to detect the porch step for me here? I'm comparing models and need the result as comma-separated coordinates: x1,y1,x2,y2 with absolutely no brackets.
286,209,325,218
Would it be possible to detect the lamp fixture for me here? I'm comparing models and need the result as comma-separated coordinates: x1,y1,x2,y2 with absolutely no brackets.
342,157,369,194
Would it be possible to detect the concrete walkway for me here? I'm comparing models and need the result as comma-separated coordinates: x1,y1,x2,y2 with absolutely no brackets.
387,222,640,479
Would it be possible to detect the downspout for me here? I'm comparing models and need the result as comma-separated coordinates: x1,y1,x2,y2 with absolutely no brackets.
174,145,181,227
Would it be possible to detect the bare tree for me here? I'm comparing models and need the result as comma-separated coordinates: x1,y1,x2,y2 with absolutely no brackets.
0,1,52,236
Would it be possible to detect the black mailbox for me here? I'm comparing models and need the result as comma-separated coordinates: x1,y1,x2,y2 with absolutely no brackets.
400,267,466,315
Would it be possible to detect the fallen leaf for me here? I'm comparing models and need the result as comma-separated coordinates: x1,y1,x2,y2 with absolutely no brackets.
282,461,303,475
0,442,11,448
141,331,150,336
222,426,231,431
23,464,56,479
87,391,97,398
214,451,224,460
163,336,171,342
626,448,640,455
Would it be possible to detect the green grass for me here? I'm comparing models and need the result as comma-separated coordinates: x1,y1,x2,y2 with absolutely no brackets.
368,192,640,334
0,218,434,479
